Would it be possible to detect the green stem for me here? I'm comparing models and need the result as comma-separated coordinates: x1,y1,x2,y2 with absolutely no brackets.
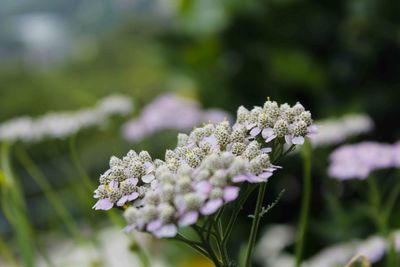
69,135,94,191
367,176,396,267
222,184,255,247
383,181,400,267
295,141,312,267
244,182,267,267
0,142,35,267
383,181,400,224
15,146,85,243
173,233,218,265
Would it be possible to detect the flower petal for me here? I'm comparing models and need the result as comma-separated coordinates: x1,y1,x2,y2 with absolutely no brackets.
261,147,272,153
307,124,318,135
144,162,155,174
126,178,139,186
258,172,273,181
117,195,128,206
194,181,212,196
292,136,305,145
178,211,199,227
250,127,262,137
142,174,155,183
261,128,274,139
127,192,140,201
109,180,118,189
246,122,257,130
200,199,223,215
153,224,178,238
93,198,113,210
285,135,293,145
223,186,240,202
147,219,163,232
232,174,248,183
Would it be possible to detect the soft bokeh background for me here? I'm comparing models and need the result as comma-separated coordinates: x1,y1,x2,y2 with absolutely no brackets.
1,0,400,266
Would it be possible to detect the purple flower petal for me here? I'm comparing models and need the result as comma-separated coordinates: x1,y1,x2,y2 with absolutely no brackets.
147,219,163,232
144,162,155,174
127,192,139,201
261,128,274,140
307,124,318,135
194,181,212,196
246,175,264,183
200,199,223,215
142,174,155,183
246,122,257,130
250,127,262,137
117,195,128,206
178,211,199,227
93,198,113,210
258,172,273,181
285,135,293,145
232,174,248,183
223,186,240,202
292,136,305,145
153,224,178,238
261,147,272,153
126,178,139,186
109,180,118,189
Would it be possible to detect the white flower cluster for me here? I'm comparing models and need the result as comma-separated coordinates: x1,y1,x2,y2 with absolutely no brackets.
0,94,133,143
94,100,314,238
310,114,373,147
236,101,316,145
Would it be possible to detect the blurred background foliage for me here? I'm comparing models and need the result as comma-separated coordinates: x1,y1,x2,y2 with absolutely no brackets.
0,0,400,266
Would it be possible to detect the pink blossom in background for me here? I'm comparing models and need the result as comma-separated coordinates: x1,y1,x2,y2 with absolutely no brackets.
328,141,398,180
393,141,400,167
122,93,230,142
310,114,374,147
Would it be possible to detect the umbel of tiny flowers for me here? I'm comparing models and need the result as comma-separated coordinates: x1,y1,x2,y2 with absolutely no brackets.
0,94,133,144
93,99,315,267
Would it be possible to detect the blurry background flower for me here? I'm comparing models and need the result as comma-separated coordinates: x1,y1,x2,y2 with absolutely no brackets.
0,94,133,143
328,141,398,180
122,93,230,142
310,114,374,147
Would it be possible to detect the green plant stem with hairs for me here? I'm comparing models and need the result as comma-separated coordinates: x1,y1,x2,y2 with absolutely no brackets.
295,140,312,267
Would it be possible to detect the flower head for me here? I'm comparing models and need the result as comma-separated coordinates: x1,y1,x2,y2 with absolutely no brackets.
328,141,398,180
95,99,314,238
234,100,316,145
